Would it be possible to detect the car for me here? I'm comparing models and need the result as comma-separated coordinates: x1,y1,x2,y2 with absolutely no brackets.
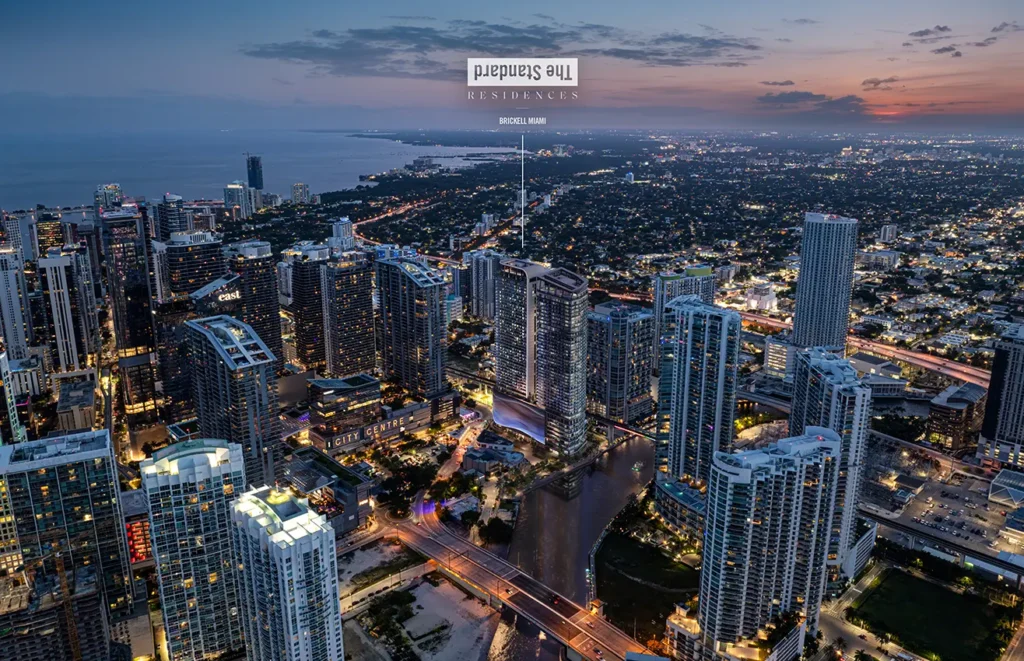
594,648,603,657
859,634,868,640
505,588,514,595
586,621,595,629
553,596,560,605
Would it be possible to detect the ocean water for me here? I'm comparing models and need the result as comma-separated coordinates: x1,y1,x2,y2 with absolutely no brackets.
0,129,511,210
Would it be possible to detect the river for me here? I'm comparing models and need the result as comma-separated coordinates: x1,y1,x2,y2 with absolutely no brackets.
486,436,656,661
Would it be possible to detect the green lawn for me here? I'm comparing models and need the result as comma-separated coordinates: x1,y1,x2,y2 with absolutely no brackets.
595,532,700,645
852,570,1006,661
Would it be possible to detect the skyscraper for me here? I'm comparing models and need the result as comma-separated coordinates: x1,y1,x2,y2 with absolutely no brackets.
292,183,310,204
878,223,898,244
141,439,245,661
151,296,198,422
587,302,654,426
225,241,283,373
376,257,448,399
327,218,355,254
0,430,134,615
495,258,549,402
35,212,67,255
186,316,281,486
792,212,859,351
3,212,38,262
0,246,32,360
978,326,1024,466
535,268,589,457
246,154,264,190
287,244,331,372
668,429,840,661
0,351,27,445
322,251,376,378
153,193,188,242
38,245,99,374
657,296,740,483
652,266,716,367
790,348,871,578
102,203,159,426
224,180,261,220
463,249,505,322
93,183,123,211
231,486,343,661
151,231,226,301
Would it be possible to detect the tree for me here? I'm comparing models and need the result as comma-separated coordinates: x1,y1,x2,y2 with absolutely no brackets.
461,510,481,527
834,636,848,653
479,517,514,545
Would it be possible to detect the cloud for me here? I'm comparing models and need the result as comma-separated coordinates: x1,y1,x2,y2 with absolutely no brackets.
760,80,795,86
271,77,293,86
776,38,793,43
991,21,1023,33
902,42,913,47
783,18,819,25
931,45,959,54
952,50,963,57
533,13,556,21
385,15,436,21
909,25,951,38
815,95,867,113
862,76,899,91
756,90,828,104
244,21,761,78
968,37,998,47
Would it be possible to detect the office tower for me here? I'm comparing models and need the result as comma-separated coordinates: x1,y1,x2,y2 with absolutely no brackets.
231,486,343,661
790,348,871,578
38,245,99,374
463,249,504,322
141,439,245,661
587,302,654,426
0,430,134,614
292,183,310,204
246,154,264,190
224,180,261,220
495,258,549,401
978,326,1024,466
878,223,898,244
287,244,331,372
535,268,589,457
93,182,123,211
652,266,716,367
322,251,375,378
186,316,280,487
153,193,187,242
0,351,27,444
307,375,382,451
444,293,464,327
102,203,159,426
377,257,448,399
928,383,987,452
327,218,355,254
0,247,32,360
151,231,225,301
657,296,740,483
0,565,111,661
35,212,66,255
225,241,284,372
151,297,198,421
669,430,841,661
792,212,858,351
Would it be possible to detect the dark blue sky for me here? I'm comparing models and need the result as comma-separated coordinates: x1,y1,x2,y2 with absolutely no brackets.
4,0,1023,131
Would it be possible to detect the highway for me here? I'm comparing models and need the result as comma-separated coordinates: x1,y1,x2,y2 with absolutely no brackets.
396,497,648,661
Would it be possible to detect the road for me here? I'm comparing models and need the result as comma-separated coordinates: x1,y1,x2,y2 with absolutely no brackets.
1003,619,1024,661
395,496,648,661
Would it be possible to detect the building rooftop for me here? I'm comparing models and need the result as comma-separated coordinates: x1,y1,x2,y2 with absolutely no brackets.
931,382,987,408
225,240,273,259
120,489,150,518
187,315,274,368
189,273,240,301
0,430,111,472
655,480,707,515
309,373,380,392
380,256,447,287
286,446,370,491
232,485,333,547
501,258,550,279
539,267,588,293
142,438,241,480
56,381,95,412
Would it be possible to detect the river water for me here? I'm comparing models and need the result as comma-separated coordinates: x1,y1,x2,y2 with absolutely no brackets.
486,436,656,661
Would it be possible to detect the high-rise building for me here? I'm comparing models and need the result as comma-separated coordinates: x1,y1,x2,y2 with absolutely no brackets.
35,212,67,255
153,193,188,242
287,244,331,372
790,348,871,578
792,212,858,351
463,249,505,322
322,251,375,378
327,218,355,254
224,180,261,220
141,439,245,660
535,268,589,457
225,241,284,372
0,351,27,445
102,203,159,426
376,257,448,399
38,245,99,374
652,266,716,367
0,430,133,615
246,154,264,190
151,231,225,301
928,382,987,452
878,223,898,244
93,183,123,211
978,326,1024,466
186,316,281,487
657,296,740,483
231,486,343,661
587,302,654,426
3,212,38,262
0,247,32,360
307,375,382,450
495,258,549,402
151,297,198,422
292,183,310,204
668,429,841,661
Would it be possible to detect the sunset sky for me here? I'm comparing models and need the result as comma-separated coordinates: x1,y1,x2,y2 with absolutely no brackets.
3,0,1023,131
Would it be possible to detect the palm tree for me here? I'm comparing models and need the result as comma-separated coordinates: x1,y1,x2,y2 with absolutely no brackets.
834,636,849,653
